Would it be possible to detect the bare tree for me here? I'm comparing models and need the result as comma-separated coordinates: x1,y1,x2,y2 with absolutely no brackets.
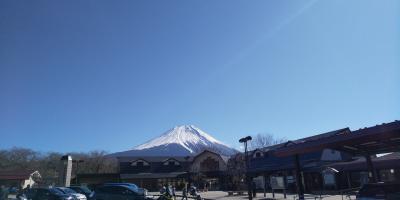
71,150,118,174
0,147,41,171
249,133,287,150
0,147,118,185
226,153,246,190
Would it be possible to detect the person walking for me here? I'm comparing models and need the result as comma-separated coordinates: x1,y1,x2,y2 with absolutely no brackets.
252,181,257,198
0,185,7,200
172,186,176,200
0,186,3,200
160,186,166,195
181,184,188,200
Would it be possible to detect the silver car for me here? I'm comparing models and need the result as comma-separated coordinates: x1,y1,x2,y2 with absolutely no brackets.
55,187,87,200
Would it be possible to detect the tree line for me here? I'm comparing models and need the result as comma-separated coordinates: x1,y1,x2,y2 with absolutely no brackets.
0,147,118,185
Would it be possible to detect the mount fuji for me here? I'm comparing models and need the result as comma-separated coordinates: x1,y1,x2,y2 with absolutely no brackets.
110,125,238,157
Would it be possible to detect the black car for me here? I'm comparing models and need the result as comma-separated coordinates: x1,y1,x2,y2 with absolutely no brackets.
68,186,93,199
92,185,150,200
356,182,400,200
103,183,139,191
25,188,75,200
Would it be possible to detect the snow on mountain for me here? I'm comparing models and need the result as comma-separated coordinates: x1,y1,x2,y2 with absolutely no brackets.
110,125,238,157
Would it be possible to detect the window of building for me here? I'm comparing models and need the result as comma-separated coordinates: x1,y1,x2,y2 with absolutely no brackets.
253,150,264,158
131,159,149,167
163,158,180,166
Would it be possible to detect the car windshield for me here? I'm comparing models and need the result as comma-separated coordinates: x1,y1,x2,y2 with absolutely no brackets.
72,186,92,194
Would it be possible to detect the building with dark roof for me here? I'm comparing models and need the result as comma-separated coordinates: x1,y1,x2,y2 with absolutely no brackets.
276,120,400,196
246,141,353,193
112,150,230,191
249,121,400,196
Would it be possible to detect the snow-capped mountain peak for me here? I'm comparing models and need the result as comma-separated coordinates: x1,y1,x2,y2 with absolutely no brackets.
110,125,238,157
134,125,226,153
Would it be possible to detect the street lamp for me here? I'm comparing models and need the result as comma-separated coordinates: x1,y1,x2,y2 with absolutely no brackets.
72,159,84,185
239,136,252,200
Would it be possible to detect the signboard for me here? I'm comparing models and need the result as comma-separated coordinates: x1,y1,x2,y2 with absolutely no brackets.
323,173,335,185
253,176,265,189
270,176,285,190
286,176,294,184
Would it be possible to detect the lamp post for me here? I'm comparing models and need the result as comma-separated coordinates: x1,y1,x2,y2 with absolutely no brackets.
239,136,252,200
72,159,84,185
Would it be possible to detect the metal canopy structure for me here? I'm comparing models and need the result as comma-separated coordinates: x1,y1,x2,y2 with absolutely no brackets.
275,121,400,157
273,120,400,200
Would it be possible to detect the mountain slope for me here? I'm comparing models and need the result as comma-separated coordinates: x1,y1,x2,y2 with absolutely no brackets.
110,125,238,157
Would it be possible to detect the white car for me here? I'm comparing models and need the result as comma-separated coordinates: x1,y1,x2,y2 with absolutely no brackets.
55,187,87,200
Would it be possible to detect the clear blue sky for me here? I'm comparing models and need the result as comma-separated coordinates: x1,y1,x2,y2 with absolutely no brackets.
1,0,399,153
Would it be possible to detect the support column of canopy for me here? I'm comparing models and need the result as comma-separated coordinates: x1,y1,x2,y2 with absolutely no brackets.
365,154,377,183
294,154,305,200
263,174,267,197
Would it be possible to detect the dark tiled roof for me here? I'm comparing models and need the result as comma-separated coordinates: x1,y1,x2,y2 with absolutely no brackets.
290,128,351,145
275,121,400,157
120,172,187,179
117,150,228,163
118,156,192,162
247,128,350,156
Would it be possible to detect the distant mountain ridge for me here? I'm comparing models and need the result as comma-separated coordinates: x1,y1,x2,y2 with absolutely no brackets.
109,125,238,157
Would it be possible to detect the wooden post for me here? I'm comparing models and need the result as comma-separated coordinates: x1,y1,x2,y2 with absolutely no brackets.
263,174,266,197
346,172,352,189
294,154,305,200
376,169,381,182
365,154,377,183
283,173,287,199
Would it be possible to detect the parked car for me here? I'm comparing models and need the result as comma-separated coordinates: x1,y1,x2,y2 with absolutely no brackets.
103,183,147,196
356,182,400,200
55,187,87,200
68,186,93,199
24,188,75,200
92,184,151,200
103,183,139,191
